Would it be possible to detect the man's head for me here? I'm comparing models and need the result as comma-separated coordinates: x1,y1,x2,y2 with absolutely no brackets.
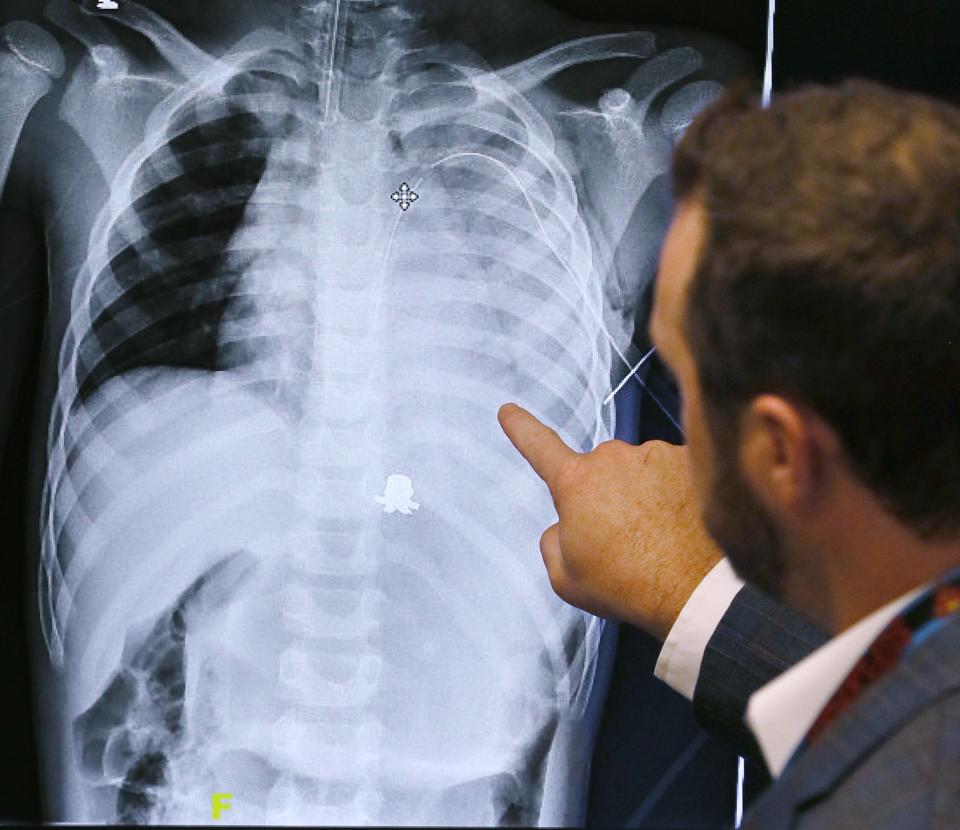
651,81,960,615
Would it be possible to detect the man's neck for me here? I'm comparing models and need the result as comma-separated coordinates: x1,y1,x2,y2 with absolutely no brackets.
787,508,960,635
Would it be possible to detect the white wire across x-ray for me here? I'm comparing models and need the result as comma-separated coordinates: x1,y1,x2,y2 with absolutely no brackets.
374,152,619,362
614,0,781,440
371,150,683,437
610,0,779,433
321,0,343,121
602,345,656,406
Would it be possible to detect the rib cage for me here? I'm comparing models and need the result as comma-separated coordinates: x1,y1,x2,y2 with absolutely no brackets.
41,45,326,664
38,19,615,824
42,27,613,652
76,46,320,404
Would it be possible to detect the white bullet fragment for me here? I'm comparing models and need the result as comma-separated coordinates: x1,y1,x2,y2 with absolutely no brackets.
374,474,420,515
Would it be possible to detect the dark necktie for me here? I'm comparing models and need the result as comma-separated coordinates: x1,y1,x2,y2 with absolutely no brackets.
794,568,960,759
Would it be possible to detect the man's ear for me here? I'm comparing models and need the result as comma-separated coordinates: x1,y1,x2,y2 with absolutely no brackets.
738,395,837,515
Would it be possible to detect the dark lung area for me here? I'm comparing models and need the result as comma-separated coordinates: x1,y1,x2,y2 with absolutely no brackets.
74,56,316,408
76,108,273,406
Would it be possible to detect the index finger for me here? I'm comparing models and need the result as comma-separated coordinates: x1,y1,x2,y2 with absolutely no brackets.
498,403,578,489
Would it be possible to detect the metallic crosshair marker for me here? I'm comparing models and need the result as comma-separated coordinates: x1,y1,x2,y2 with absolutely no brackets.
391,182,419,211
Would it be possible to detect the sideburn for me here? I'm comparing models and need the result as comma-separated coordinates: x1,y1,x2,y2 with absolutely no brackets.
703,402,787,601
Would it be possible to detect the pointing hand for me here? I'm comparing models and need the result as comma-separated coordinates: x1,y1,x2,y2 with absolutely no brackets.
498,403,723,640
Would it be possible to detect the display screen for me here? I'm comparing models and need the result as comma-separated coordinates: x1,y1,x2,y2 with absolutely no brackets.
0,0,752,824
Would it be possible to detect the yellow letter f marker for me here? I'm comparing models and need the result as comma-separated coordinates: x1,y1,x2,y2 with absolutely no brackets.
212,792,233,820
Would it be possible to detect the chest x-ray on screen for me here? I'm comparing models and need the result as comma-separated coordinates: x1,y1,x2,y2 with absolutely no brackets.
0,0,750,824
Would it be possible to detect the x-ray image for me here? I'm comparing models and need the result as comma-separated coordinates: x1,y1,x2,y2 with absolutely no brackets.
0,0,751,824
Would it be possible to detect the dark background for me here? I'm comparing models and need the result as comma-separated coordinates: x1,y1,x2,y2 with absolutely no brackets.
2,0,960,825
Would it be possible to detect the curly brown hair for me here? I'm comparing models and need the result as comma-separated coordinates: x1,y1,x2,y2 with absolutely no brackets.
672,79,960,537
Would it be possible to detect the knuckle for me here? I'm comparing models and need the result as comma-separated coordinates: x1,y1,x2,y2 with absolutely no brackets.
538,527,554,553
547,567,572,602
552,456,581,495
638,439,669,464
594,438,624,458
539,530,573,600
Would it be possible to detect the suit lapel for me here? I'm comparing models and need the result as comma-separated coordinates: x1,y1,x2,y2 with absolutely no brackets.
743,614,960,828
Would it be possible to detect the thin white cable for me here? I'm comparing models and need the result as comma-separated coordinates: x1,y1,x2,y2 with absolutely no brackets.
323,0,342,121
762,0,776,108
735,755,745,827
603,345,656,406
375,157,684,434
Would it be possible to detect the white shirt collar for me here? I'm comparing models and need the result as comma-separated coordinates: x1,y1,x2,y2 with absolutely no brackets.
745,582,929,777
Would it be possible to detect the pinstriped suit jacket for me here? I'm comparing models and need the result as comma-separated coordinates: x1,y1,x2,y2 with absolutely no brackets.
693,586,960,829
